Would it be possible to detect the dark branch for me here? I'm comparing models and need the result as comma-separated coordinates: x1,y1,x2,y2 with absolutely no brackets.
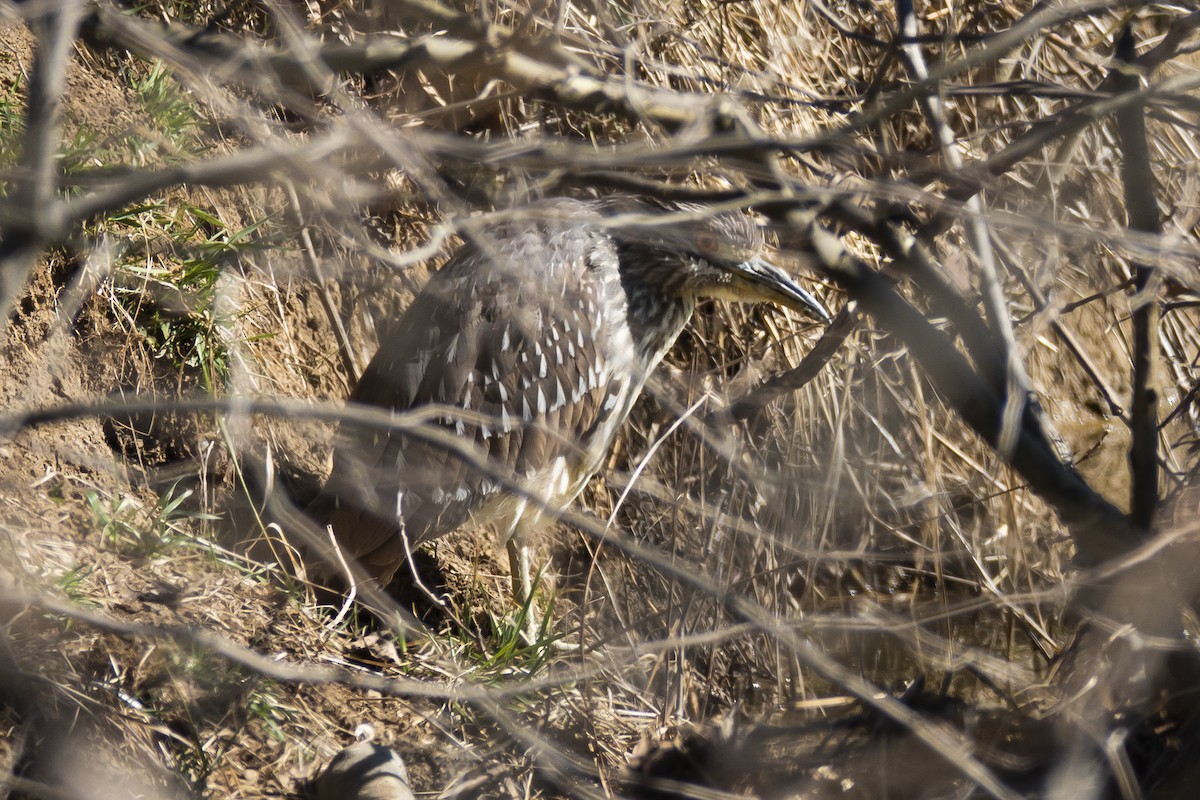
1114,26,1162,531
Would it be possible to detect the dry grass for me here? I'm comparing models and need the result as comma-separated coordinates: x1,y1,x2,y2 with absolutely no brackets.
3,0,1200,798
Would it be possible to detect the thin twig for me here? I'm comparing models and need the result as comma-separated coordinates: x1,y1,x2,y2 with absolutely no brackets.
1000,240,1126,419
721,302,857,421
896,0,1029,460
284,181,361,385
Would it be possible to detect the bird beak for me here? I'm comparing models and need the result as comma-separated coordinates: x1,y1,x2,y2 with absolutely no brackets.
738,257,831,323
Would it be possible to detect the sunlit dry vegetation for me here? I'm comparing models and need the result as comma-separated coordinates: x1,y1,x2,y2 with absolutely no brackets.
3,1,1200,798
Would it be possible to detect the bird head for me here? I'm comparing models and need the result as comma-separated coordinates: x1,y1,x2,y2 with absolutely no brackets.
610,203,831,324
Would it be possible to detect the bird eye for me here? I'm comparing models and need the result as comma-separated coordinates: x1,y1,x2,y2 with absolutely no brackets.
694,230,719,256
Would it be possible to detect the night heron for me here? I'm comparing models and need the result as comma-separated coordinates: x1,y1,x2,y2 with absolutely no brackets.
306,197,829,633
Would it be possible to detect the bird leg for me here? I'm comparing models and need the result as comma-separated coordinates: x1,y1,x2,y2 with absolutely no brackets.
506,537,534,612
506,537,580,649
506,537,541,644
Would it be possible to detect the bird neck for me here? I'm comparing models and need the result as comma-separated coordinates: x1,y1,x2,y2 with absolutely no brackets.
615,243,696,370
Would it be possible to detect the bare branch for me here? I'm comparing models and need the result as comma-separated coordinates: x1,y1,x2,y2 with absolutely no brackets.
1113,26,1163,532
721,303,857,422
0,0,84,319
794,219,1136,566
77,6,710,133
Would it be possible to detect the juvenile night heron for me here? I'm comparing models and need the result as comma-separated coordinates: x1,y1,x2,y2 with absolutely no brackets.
307,197,829,629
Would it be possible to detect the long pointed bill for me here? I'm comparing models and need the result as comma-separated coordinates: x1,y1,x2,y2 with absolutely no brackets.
738,257,831,323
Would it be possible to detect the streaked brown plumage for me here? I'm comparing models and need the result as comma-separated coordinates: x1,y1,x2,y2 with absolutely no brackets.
307,198,829,627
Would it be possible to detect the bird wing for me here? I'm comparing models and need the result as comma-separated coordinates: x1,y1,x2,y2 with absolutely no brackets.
311,214,632,581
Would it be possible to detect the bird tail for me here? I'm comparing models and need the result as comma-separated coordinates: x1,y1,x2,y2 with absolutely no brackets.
303,491,411,590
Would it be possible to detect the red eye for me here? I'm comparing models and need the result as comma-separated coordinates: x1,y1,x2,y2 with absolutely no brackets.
694,231,719,255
